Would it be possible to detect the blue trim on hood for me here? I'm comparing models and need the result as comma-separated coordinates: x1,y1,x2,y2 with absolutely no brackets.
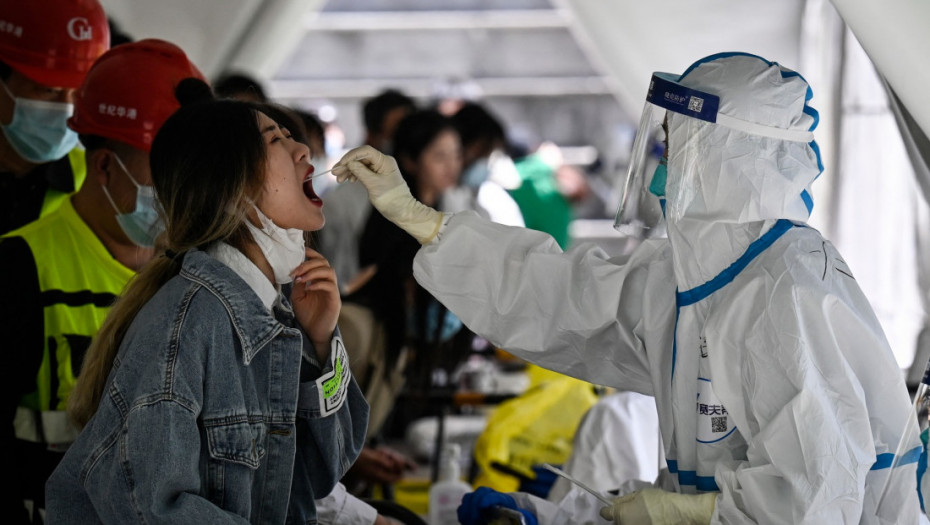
809,139,825,174
801,190,814,215
804,104,820,131
805,140,825,215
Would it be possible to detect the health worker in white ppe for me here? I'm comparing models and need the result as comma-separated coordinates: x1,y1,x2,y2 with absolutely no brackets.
333,52,922,524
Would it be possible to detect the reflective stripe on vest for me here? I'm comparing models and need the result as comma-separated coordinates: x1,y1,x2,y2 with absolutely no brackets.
14,406,80,448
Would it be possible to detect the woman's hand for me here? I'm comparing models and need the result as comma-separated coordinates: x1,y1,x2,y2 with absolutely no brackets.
290,247,341,358
348,445,418,485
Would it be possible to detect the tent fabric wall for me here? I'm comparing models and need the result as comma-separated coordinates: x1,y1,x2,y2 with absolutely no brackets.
829,0,930,143
828,0,930,371
888,88,930,206
888,84,930,382
830,35,923,368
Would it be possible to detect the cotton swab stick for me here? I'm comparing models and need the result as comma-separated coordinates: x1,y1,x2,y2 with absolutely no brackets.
309,168,334,179
541,463,613,505
308,155,368,179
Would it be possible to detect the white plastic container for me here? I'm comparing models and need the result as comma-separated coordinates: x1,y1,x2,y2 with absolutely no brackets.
428,443,473,525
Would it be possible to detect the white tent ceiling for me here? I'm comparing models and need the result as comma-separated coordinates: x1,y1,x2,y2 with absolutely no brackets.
99,0,930,139
101,0,804,119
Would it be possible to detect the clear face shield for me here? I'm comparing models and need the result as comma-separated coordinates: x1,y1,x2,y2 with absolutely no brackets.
614,73,721,235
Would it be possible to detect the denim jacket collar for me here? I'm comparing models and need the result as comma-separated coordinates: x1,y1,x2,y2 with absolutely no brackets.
179,248,290,365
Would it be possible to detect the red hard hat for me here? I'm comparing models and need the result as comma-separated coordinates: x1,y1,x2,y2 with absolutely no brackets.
69,39,207,152
0,0,110,89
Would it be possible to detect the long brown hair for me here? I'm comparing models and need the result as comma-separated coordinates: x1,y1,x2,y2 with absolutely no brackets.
68,85,286,428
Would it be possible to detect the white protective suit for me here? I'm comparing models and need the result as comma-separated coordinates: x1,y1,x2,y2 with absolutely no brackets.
411,53,922,524
507,391,663,525
547,391,663,503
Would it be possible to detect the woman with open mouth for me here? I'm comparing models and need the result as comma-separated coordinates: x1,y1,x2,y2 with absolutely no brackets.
47,81,369,525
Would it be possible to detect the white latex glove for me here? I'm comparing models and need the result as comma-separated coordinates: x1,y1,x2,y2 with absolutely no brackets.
332,145,444,244
599,488,715,525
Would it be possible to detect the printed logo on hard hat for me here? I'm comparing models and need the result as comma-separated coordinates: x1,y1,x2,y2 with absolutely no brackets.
67,18,93,41
696,378,736,444
98,103,138,121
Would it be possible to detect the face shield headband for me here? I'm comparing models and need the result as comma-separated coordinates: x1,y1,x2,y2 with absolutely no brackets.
613,72,815,235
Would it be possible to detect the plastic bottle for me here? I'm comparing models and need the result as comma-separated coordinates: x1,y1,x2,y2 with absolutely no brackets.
428,443,472,525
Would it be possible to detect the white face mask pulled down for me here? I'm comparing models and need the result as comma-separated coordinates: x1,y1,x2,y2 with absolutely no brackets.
245,203,306,284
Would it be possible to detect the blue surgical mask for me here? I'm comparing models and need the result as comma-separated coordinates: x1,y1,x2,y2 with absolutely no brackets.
0,80,79,163
102,154,164,248
648,157,668,197
461,158,491,188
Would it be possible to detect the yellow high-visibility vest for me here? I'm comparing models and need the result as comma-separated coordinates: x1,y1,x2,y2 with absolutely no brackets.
4,196,133,447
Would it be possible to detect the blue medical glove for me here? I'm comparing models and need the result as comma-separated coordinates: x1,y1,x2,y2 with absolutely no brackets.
458,486,539,525
518,465,559,499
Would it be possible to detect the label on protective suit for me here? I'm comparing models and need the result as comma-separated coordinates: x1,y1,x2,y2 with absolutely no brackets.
695,378,736,443
317,337,350,417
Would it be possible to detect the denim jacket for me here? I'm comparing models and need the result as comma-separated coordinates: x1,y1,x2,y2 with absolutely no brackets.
46,249,368,524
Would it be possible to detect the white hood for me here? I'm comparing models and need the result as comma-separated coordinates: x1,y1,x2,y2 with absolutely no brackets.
663,53,823,289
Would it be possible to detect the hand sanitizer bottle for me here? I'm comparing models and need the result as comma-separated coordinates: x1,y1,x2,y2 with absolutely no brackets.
428,443,472,525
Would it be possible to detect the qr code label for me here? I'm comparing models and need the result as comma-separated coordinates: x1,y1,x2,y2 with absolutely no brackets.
688,96,704,112
696,378,734,442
